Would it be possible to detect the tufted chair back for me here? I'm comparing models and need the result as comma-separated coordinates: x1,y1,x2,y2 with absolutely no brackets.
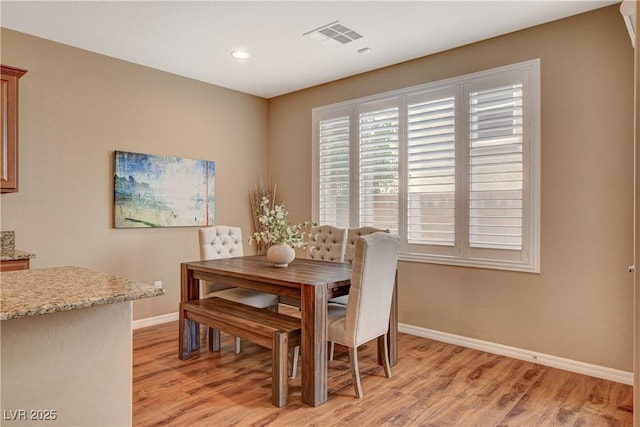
197,225,281,355
199,226,244,260
199,226,244,297
344,227,389,263
307,225,347,263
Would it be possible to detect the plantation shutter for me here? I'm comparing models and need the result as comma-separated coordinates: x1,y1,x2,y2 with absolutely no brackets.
312,59,539,272
467,78,526,253
318,114,351,227
406,90,457,247
358,101,399,232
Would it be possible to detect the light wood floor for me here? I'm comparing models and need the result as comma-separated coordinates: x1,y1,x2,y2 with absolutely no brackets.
133,318,633,426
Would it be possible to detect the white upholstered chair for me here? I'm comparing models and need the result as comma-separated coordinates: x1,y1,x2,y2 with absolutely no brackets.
199,226,280,354
307,225,347,263
326,232,400,398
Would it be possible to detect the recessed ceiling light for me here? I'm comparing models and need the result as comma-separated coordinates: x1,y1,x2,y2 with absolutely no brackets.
231,50,250,59
358,47,373,55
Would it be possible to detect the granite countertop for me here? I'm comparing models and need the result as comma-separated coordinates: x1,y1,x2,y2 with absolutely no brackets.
0,266,165,320
1,248,36,261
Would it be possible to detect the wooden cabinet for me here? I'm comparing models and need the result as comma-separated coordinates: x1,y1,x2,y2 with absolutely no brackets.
0,258,30,271
1,65,28,193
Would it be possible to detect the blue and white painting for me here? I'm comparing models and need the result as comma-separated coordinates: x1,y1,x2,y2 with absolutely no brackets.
114,151,215,228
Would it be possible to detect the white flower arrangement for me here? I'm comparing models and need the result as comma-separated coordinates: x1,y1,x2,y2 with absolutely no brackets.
251,196,313,248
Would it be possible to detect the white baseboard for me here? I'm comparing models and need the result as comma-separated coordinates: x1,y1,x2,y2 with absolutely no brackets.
132,312,178,330
399,323,633,385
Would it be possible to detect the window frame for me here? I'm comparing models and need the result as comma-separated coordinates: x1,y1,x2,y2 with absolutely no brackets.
312,59,540,273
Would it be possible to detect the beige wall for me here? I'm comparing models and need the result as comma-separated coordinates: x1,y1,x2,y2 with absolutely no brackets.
0,28,269,320
268,5,635,371
0,5,635,372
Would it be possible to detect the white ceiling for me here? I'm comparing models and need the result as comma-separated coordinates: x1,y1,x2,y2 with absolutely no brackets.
0,1,619,98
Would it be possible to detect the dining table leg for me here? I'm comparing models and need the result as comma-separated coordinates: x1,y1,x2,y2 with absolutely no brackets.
300,283,328,407
179,264,201,357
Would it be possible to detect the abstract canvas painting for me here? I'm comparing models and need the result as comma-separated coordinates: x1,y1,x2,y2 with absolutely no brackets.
114,151,215,228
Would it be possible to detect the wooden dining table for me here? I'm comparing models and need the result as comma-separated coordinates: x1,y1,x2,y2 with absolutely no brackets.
179,255,398,407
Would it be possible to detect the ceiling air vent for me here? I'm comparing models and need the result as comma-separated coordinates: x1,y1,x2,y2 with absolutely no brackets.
304,21,363,47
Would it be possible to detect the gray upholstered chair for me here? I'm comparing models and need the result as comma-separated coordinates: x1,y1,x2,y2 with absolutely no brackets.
278,224,347,310
326,232,400,398
328,226,389,307
307,225,347,263
343,226,390,263
199,226,280,354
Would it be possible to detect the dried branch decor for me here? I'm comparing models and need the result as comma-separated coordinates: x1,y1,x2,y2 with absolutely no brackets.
249,176,313,254
249,176,278,254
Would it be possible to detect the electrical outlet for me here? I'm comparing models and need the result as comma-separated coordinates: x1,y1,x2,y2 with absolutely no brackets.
154,280,162,289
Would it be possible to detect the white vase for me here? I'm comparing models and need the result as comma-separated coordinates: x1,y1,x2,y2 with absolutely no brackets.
266,243,296,267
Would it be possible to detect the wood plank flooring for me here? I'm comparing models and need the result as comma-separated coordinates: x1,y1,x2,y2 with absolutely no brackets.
133,316,632,426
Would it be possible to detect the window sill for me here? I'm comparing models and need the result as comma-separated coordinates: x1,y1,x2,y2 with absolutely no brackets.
398,252,540,273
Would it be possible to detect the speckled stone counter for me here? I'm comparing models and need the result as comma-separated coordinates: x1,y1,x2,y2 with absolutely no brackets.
1,265,164,426
0,265,164,320
0,248,36,261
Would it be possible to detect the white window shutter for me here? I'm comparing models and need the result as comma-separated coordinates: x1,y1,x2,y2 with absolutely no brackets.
317,113,351,227
468,83,524,251
406,90,457,247
358,101,399,232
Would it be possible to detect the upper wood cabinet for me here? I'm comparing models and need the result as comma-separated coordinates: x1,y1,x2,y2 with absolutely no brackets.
1,65,28,193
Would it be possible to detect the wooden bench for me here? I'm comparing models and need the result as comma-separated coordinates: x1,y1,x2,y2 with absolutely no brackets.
179,297,301,407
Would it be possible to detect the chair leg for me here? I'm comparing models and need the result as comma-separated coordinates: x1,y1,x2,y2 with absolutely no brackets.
290,346,299,378
208,327,221,352
329,341,335,361
382,333,392,378
179,311,192,360
190,321,199,351
348,347,363,399
235,336,241,354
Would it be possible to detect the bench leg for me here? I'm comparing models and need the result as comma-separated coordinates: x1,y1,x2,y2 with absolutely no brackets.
178,307,185,359
272,332,288,407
